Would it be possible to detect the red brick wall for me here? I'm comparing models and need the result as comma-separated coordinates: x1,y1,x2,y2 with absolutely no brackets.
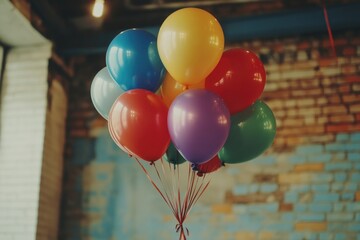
60,31,360,239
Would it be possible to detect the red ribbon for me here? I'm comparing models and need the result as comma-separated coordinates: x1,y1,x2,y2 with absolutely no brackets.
322,0,337,59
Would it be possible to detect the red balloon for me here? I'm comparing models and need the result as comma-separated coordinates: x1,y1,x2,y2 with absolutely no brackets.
197,155,223,176
108,89,170,161
205,48,266,114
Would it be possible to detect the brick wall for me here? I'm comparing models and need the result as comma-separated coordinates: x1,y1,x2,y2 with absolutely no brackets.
60,32,360,240
36,79,68,240
0,45,51,240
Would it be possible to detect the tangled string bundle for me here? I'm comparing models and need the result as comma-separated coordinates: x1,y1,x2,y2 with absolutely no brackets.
135,158,211,240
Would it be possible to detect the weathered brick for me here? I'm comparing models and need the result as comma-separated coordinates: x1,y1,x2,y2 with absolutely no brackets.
356,192,360,201
294,163,324,171
350,104,360,113
279,173,311,184
345,75,360,82
296,145,323,154
349,153,360,161
338,84,351,93
311,184,330,192
290,184,310,192
284,192,299,203
292,88,322,97
233,185,249,195
259,184,278,193
342,65,357,74
297,98,316,107
227,193,268,204
280,203,293,212
283,118,304,127
235,231,256,240
334,172,347,182
316,97,328,105
309,203,332,213
323,87,338,95
310,153,332,162
304,117,316,125
328,96,341,104
325,162,352,171
266,99,284,109
297,107,321,117
319,58,337,67
282,69,316,80
327,213,354,221
353,83,360,92
321,67,341,76
297,213,325,222
326,124,360,133
289,155,307,164
295,222,326,231
346,202,360,212
341,193,354,201
335,133,350,141
350,133,360,141
313,193,339,202
253,173,277,183
286,136,306,147
247,203,279,213
212,204,233,214
323,105,347,114
343,46,356,56
278,126,324,136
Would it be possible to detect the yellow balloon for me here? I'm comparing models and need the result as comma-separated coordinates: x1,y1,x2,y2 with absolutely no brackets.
157,8,224,86
160,73,204,107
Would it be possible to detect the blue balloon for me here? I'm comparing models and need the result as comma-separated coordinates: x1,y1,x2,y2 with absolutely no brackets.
106,29,165,92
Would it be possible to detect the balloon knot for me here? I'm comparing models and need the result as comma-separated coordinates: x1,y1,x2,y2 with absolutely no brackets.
197,172,204,177
175,223,189,237
149,161,155,166
221,161,226,167
191,163,199,171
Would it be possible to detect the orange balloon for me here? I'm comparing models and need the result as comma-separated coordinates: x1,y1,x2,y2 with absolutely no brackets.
160,73,205,107
157,8,224,85
108,89,170,161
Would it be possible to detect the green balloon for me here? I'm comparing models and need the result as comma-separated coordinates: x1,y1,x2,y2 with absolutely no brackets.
163,142,187,165
218,101,276,164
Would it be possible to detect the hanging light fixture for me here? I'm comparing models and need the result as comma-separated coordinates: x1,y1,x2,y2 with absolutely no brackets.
92,0,105,18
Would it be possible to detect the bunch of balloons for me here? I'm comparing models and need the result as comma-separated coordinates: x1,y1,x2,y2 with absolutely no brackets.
90,7,276,174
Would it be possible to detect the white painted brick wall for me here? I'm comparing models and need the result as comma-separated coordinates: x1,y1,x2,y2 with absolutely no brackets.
0,44,51,240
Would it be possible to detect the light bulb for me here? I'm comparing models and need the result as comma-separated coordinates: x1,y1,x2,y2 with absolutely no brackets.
92,0,104,18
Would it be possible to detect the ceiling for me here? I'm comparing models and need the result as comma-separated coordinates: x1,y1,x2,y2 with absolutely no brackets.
26,0,360,55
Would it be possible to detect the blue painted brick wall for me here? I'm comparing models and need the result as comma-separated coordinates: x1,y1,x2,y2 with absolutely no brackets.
61,33,360,240
60,131,360,240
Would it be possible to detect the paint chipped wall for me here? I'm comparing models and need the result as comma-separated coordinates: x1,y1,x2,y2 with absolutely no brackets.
60,33,360,240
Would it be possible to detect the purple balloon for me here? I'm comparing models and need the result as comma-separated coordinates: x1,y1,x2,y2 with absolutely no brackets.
168,89,231,164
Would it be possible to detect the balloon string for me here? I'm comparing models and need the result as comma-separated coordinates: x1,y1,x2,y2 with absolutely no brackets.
322,0,337,59
152,161,179,219
185,170,199,218
176,223,189,240
159,158,175,210
135,157,211,240
188,178,211,216
181,166,195,220
134,158,177,217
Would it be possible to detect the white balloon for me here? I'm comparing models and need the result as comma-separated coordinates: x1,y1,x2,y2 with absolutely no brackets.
90,67,125,120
